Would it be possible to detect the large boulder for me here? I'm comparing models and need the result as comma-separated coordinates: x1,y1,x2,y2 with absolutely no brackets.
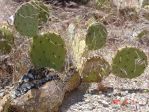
0,70,81,112
12,81,64,112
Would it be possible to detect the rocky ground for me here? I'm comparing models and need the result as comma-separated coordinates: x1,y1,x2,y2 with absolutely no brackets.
0,0,149,112
60,75,149,112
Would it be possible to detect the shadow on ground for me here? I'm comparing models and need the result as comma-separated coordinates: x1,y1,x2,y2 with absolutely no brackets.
60,83,90,112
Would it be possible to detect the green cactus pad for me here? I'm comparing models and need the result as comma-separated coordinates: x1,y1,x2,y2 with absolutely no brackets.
14,3,39,36
0,27,14,54
82,56,110,83
112,47,148,79
30,33,66,71
86,22,107,50
31,0,49,24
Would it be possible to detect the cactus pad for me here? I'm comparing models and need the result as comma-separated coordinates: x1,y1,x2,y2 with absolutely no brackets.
31,0,49,24
30,33,66,71
112,47,148,79
82,56,110,83
0,27,14,54
86,22,107,50
14,3,39,36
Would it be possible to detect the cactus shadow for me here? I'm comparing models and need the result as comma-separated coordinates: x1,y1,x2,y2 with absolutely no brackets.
90,88,149,97
120,88,149,94
89,87,114,95
60,83,90,112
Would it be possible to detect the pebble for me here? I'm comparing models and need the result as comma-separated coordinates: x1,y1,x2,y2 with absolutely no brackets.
101,101,109,107
138,97,148,106
0,92,4,97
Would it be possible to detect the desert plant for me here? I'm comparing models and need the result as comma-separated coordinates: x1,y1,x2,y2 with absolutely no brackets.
12,0,149,92
82,56,110,82
31,0,50,24
14,1,49,36
86,22,107,50
112,47,148,79
30,33,66,71
0,27,14,55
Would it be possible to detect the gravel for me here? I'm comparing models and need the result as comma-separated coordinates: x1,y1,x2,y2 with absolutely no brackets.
60,80,149,112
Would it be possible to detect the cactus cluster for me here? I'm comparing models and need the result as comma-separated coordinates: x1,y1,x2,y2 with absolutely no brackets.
2,0,148,96
66,21,148,82
0,27,14,55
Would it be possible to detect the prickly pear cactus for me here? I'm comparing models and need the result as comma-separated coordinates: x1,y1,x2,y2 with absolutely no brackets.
0,27,14,55
30,33,66,71
31,0,49,24
14,2,39,36
112,47,148,79
66,23,86,72
86,22,107,50
82,56,110,82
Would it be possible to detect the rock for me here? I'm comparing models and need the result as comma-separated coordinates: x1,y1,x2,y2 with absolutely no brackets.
0,94,10,112
11,81,65,112
64,71,81,92
10,69,81,112
137,96,148,106
0,67,81,112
